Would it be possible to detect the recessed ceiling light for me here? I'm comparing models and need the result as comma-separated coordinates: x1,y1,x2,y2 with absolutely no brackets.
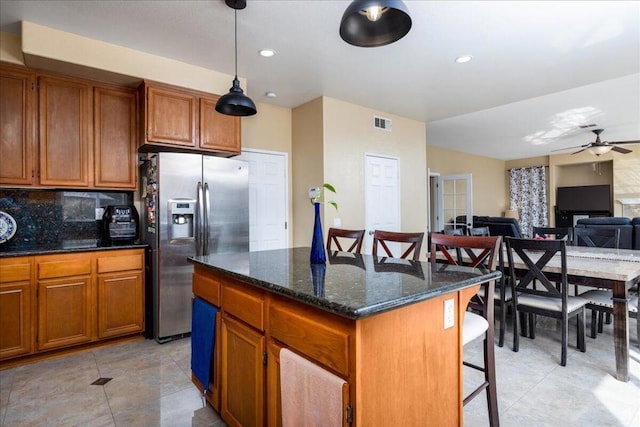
259,49,276,58
455,55,473,64
265,92,277,98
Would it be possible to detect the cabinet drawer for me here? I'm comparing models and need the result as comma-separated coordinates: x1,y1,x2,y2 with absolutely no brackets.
193,272,221,307
37,257,91,279
97,252,143,273
222,282,264,331
269,301,350,376
0,258,32,283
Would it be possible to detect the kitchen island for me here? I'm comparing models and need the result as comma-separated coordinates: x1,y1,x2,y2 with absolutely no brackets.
189,247,501,427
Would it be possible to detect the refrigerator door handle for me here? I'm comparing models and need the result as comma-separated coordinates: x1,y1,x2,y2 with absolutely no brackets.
204,182,211,255
196,181,204,256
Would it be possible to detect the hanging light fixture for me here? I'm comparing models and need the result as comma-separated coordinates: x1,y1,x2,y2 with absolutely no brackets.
587,145,613,156
215,0,257,116
339,0,412,47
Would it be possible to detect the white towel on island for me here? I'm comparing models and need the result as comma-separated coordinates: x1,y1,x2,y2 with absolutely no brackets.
280,348,346,427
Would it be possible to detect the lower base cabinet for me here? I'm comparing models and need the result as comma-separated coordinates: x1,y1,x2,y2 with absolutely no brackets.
0,248,145,362
221,314,265,427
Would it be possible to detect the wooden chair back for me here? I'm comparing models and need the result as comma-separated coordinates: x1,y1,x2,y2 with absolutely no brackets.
505,237,568,300
573,227,620,249
372,230,424,261
326,228,365,253
532,226,573,241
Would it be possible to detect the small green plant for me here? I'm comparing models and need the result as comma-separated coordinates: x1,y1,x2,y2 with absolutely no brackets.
309,183,338,211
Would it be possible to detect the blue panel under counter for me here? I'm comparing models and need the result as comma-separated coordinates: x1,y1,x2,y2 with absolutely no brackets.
188,247,501,320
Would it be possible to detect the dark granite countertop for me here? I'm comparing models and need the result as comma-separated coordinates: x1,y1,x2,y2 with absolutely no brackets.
0,241,148,257
189,247,501,319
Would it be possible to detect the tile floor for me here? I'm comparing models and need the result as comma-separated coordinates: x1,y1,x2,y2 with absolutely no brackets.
1,316,638,426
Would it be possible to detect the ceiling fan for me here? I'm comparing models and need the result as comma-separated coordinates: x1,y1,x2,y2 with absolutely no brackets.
553,129,639,156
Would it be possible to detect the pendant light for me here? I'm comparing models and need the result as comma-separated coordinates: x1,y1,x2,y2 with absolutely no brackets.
215,0,257,116
339,0,412,47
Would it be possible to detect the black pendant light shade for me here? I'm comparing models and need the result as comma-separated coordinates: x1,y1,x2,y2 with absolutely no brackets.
215,0,257,116
340,0,412,47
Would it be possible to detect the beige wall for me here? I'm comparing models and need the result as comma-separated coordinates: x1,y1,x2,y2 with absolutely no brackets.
291,98,324,247
322,97,427,240
427,145,507,217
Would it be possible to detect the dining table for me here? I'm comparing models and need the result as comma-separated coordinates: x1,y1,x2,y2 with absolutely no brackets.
506,244,640,382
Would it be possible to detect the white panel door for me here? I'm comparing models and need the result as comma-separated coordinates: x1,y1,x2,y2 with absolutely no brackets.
365,154,400,254
237,150,288,251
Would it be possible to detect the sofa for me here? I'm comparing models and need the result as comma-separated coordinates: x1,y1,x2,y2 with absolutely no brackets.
472,216,524,238
574,217,635,249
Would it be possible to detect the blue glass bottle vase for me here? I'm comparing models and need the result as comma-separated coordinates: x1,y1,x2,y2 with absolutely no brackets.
310,202,326,264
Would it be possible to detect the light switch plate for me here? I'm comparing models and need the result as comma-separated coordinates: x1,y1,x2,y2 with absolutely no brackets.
334,218,342,227
444,298,455,329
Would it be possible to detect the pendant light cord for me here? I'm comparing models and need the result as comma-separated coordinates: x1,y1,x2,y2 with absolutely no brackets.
234,9,238,78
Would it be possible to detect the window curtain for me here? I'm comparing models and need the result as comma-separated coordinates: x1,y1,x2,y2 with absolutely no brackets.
509,166,548,238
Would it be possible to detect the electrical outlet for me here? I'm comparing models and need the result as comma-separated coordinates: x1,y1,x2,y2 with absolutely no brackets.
444,299,455,329
334,218,342,227
95,207,105,220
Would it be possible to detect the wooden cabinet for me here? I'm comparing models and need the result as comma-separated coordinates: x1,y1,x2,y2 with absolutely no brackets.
0,64,36,186
38,75,92,187
96,250,144,338
221,314,265,427
0,257,35,359
94,86,138,189
0,248,145,363
0,63,137,190
140,81,241,156
199,95,241,154
36,253,93,350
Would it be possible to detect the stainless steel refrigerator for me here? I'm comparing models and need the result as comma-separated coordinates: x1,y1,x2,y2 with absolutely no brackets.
140,152,249,343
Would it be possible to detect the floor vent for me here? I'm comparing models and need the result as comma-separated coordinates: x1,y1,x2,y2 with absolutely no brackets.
373,116,392,131
91,378,112,386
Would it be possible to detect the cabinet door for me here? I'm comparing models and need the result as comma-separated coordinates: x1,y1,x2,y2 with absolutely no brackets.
94,86,137,189
0,257,34,360
199,96,241,154
145,85,197,147
0,65,35,185
38,75,91,187
221,314,264,427
37,276,92,351
266,340,283,427
97,271,144,338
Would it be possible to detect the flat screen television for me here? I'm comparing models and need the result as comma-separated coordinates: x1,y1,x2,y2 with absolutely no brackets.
556,185,611,212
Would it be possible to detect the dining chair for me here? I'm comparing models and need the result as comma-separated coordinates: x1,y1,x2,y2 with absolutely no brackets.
468,226,490,236
429,233,501,427
573,227,620,249
326,228,365,254
577,288,639,347
505,237,587,366
573,227,620,330
531,226,573,242
372,230,424,261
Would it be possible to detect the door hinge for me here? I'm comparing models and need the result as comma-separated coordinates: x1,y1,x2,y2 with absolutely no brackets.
284,221,288,230
346,403,353,424
262,351,267,366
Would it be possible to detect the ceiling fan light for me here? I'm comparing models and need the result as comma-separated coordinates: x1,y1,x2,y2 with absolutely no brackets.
340,0,412,47
587,145,613,156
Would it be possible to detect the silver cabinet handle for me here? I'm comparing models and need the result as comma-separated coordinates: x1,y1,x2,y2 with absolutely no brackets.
196,181,204,256
204,182,211,255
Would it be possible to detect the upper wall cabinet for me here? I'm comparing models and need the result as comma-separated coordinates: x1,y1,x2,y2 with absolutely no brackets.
0,64,36,185
0,63,138,190
139,81,241,156
38,74,92,187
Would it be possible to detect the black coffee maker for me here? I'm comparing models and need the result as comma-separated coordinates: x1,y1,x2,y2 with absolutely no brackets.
102,205,139,244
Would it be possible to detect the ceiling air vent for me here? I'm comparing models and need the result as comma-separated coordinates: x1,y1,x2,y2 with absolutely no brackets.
373,116,392,131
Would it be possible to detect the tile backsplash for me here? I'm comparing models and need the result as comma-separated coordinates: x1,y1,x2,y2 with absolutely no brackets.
0,189,133,252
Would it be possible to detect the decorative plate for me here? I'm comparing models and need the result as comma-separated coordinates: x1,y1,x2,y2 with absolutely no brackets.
0,211,17,244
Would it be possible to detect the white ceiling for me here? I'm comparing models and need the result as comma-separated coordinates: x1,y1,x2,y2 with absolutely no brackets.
1,0,639,160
